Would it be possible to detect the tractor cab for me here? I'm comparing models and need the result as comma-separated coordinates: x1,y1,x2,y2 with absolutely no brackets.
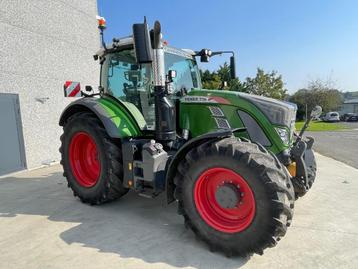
97,42,201,131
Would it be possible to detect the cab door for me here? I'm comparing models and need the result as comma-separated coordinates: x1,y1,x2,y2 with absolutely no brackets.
102,49,155,130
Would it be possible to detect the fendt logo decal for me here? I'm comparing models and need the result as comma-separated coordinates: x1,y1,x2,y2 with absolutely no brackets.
181,96,231,105
64,81,81,97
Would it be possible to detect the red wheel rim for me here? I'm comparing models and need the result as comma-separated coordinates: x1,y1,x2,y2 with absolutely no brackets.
69,132,101,187
194,167,256,233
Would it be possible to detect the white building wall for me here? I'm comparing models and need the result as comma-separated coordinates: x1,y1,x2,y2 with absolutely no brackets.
0,0,99,169
339,103,358,114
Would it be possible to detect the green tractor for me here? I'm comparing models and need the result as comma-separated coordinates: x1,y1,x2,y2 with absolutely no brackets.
59,18,320,256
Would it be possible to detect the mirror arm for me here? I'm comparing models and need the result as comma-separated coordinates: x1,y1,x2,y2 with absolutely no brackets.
196,50,236,78
297,106,322,138
211,51,235,57
298,117,312,138
195,50,235,57
211,51,236,80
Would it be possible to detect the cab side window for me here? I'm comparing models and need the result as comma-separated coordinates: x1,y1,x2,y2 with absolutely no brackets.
106,49,155,129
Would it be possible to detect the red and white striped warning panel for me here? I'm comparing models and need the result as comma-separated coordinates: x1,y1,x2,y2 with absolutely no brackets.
64,81,81,97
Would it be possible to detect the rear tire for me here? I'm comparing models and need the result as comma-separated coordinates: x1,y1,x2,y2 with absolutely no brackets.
60,112,128,205
174,137,294,256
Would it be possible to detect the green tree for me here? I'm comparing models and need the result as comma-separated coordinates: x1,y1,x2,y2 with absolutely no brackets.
217,63,243,91
242,68,287,100
200,66,286,99
217,63,231,83
200,62,243,91
289,89,314,120
290,79,342,120
200,69,222,89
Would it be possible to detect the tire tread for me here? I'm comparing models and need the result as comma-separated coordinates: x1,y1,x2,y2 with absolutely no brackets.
60,112,128,205
174,137,295,256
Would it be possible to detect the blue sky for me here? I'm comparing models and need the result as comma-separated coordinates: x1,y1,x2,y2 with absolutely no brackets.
98,0,358,93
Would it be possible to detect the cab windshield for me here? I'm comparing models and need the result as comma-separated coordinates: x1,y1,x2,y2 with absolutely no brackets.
101,50,201,101
164,52,202,93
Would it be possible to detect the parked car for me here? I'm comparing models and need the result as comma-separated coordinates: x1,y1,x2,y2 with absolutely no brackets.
340,113,358,122
322,111,340,122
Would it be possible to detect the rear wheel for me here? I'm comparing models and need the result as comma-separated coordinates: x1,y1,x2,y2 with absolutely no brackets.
174,137,294,256
60,112,128,204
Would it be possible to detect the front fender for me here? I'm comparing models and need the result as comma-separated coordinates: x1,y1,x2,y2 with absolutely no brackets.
59,97,142,138
165,129,235,203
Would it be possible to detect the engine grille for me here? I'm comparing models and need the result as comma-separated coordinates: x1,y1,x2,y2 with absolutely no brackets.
208,106,225,117
214,117,231,129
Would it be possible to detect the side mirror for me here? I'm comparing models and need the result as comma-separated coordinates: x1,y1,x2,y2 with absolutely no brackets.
310,105,322,118
197,49,212,62
167,70,177,82
132,20,153,64
230,55,236,79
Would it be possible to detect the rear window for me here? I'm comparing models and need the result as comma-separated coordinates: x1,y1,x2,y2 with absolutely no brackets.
330,113,338,117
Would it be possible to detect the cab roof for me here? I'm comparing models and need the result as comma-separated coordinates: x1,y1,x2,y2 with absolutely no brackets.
94,36,195,59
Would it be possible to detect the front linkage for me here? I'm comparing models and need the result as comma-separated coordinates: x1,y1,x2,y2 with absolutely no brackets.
291,136,316,197
290,105,321,197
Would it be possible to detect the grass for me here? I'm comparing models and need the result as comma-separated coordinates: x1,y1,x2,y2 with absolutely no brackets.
295,121,348,132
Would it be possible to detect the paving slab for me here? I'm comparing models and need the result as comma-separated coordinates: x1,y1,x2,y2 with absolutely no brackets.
0,153,357,269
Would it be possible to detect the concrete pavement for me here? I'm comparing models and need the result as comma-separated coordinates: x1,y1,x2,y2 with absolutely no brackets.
0,154,357,269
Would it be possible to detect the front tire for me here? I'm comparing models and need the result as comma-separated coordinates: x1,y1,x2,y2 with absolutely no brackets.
174,137,295,256
60,112,128,204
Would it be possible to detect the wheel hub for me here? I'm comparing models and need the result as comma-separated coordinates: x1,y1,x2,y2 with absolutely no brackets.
215,183,241,209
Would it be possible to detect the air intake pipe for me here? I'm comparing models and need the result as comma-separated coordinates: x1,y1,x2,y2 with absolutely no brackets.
152,21,176,143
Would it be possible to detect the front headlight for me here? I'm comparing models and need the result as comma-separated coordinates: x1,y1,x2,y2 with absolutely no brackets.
275,127,290,145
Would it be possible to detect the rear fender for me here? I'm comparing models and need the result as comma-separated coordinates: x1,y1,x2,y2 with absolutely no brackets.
59,97,142,138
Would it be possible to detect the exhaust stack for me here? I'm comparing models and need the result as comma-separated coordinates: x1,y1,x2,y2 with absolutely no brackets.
152,21,176,143
133,19,176,144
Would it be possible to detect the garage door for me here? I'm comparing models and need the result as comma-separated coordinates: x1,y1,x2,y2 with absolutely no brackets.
0,93,26,175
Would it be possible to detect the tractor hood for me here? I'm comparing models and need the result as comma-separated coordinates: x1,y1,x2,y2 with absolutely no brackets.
236,92,297,128
187,89,297,129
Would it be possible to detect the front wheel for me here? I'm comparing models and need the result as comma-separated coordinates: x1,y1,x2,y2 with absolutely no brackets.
174,137,295,256
60,112,128,205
